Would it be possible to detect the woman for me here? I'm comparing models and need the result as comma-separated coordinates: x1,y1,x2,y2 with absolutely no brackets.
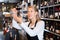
11,6,45,40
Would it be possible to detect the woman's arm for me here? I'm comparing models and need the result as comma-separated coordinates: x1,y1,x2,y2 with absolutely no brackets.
11,8,22,24
12,13,22,24
33,21,45,35
11,8,45,37
12,19,22,30
20,22,37,36
12,13,45,37
36,21,45,40
20,21,45,37
12,13,37,36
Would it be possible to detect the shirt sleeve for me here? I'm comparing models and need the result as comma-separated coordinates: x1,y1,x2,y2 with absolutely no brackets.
12,19,22,30
20,21,45,37
34,21,45,35
20,22,37,36
36,21,45,40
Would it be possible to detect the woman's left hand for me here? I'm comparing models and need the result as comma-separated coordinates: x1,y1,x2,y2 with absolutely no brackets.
11,8,23,24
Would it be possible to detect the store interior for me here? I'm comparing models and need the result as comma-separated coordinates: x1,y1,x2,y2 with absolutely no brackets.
0,0,60,40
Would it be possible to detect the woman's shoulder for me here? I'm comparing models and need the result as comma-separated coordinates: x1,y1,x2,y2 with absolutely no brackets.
37,20,45,24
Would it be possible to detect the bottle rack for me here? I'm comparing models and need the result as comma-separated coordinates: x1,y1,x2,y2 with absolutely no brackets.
40,0,60,40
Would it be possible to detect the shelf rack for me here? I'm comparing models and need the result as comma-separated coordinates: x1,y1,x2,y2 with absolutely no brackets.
41,18,60,21
40,4,60,9
44,29,60,36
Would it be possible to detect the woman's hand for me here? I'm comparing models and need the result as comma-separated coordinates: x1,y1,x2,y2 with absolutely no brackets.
11,8,23,24
11,8,18,14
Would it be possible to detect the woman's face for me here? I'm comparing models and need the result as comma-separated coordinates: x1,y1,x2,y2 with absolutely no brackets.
27,7,36,20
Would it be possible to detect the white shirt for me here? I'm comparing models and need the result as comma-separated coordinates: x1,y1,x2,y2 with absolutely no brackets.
12,19,22,30
12,19,45,40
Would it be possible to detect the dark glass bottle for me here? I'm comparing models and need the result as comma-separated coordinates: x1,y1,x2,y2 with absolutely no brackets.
45,21,49,30
14,34,17,40
55,22,60,34
55,12,59,19
10,32,13,40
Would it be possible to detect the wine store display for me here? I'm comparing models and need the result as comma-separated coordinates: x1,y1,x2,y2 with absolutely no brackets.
40,0,60,40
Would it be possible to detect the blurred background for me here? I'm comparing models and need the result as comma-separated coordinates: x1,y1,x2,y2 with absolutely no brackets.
0,0,60,40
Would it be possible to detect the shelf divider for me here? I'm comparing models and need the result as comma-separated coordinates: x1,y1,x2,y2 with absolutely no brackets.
44,29,60,36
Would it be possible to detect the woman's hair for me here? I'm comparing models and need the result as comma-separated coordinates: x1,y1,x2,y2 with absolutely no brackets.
28,6,40,21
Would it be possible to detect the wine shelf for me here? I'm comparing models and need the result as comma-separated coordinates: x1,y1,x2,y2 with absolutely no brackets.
41,18,60,21
40,4,60,9
44,29,60,36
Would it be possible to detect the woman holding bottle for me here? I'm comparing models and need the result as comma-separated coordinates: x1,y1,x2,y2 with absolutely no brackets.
11,6,45,40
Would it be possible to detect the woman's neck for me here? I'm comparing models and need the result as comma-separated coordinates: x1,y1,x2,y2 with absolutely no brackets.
31,17,36,24
29,17,37,28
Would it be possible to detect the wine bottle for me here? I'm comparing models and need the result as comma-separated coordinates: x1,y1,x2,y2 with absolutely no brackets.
10,32,13,40
14,34,16,40
55,22,60,34
49,14,54,19
50,38,53,40
54,35,60,40
44,32,49,40
54,0,58,4
45,21,49,30
58,0,60,3
55,12,59,19
44,1,48,6
45,12,48,18
59,12,60,19
50,25,53,31
48,0,54,5
40,1,44,7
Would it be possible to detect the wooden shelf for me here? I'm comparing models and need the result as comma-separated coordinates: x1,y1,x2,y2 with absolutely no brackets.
40,4,60,9
44,29,60,36
41,18,60,21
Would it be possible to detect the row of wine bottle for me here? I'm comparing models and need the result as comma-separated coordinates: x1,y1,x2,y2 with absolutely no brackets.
41,7,60,19
45,21,60,34
41,0,60,7
44,31,60,40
